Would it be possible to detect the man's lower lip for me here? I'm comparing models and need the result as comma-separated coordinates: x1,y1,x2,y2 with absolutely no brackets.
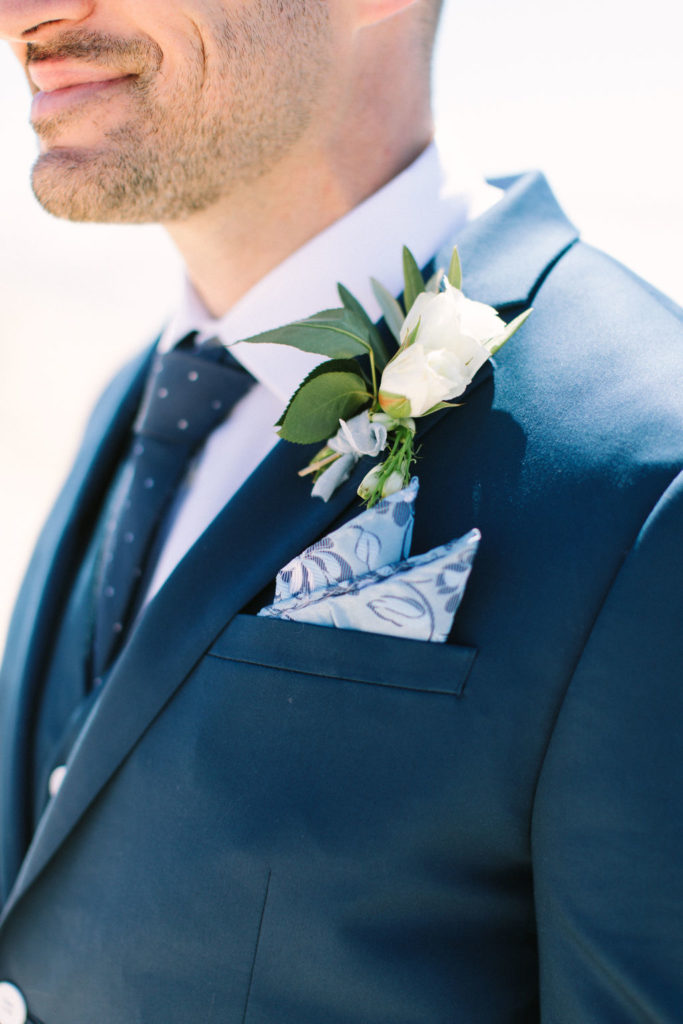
31,77,133,121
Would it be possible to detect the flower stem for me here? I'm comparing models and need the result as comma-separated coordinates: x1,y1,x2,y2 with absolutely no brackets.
368,348,378,405
364,424,416,508
298,451,342,477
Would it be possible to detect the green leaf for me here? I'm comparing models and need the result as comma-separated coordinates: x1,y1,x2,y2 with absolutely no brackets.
489,308,532,355
398,318,420,352
447,246,462,290
337,283,373,328
277,359,370,444
402,246,425,313
370,277,405,343
238,307,373,360
337,283,392,370
421,400,461,416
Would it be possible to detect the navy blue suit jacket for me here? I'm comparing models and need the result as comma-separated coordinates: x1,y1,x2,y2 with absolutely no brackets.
1,172,682,1023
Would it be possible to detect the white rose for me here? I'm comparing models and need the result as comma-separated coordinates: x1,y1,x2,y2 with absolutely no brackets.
379,281,506,418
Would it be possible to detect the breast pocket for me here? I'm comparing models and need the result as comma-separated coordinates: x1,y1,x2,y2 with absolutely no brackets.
190,614,479,868
208,614,477,697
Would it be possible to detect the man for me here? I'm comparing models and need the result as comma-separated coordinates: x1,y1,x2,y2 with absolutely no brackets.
0,0,681,1020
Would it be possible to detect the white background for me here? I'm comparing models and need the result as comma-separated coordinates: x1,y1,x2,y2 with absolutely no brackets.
1,0,681,644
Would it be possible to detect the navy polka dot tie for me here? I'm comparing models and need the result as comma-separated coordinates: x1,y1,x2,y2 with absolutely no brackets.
92,334,254,680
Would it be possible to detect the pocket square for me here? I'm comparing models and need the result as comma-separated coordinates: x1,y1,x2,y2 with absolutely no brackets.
274,477,418,601
259,479,480,643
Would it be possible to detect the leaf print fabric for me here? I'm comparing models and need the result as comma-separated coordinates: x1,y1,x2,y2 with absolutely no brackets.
261,478,479,642
273,478,418,601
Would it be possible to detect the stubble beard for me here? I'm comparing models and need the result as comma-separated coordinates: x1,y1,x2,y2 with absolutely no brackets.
30,0,331,225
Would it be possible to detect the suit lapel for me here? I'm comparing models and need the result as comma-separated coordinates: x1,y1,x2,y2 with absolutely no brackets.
1,170,579,921
446,170,578,309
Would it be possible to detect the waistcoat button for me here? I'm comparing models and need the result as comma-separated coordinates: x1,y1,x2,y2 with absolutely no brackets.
0,982,27,1024
48,764,68,798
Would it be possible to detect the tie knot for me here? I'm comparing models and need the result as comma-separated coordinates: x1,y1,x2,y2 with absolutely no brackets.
134,344,254,448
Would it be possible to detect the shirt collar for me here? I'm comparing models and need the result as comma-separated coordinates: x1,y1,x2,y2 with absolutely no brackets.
160,140,502,405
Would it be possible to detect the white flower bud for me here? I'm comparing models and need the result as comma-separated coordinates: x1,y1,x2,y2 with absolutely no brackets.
357,463,384,501
381,471,405,498
371,412,416,433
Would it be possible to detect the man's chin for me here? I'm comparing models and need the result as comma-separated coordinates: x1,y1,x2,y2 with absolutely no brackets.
30,145,219,225
31,148,150,224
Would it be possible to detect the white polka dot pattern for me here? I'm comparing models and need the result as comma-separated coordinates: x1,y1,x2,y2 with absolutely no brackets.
92,337,254,677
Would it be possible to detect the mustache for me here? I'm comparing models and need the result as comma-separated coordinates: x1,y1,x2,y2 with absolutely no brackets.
26,30,163,73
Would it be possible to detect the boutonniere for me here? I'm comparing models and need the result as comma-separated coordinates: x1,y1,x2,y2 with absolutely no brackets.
240,246,531,507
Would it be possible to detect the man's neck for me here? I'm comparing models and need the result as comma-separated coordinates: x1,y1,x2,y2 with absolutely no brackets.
166,132,432,319
164,14,435,320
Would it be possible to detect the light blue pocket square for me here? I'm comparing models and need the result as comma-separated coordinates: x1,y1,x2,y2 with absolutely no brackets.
259,479,480,643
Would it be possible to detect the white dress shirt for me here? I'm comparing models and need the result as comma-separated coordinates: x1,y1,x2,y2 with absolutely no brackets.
143,141,502,603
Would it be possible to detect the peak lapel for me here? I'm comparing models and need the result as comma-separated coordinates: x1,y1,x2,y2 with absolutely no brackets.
441,170,579,309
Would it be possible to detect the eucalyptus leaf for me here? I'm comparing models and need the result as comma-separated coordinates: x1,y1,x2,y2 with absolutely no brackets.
402,246,425,313
489,308,533,355
278,359,370,444
238,307,373,360
447,246,462,290
337,283,392,370
370,277,405,343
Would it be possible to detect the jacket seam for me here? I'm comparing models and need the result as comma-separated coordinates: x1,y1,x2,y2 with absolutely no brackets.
527,467,682,842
